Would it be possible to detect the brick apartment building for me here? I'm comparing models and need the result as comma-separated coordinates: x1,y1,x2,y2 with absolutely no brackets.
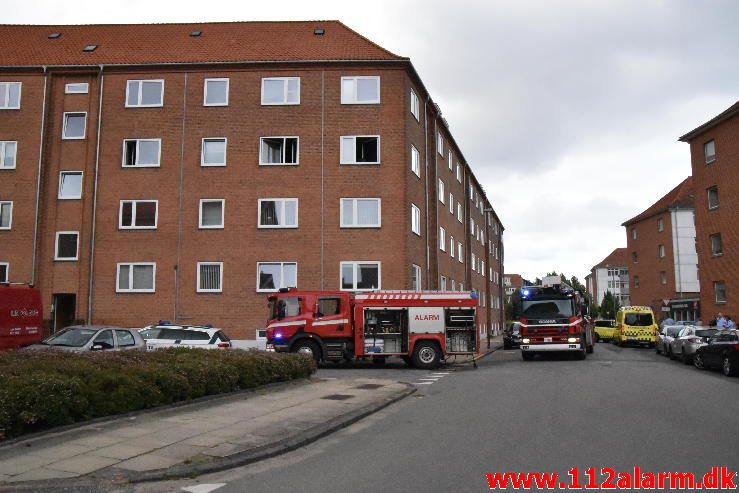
586,247,630,307
503,273,530,302
0,21,505,345
622,177,700,321
679,101,739,321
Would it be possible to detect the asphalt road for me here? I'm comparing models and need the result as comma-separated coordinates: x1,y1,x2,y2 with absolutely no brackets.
129,343,739,492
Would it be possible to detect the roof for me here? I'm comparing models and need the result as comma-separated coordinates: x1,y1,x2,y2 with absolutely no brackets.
0,21,405,67
621,176,694,226
592,248,627,270
679,101,739,142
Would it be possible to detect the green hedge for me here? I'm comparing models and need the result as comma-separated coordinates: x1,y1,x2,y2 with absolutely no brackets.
0,349,315,439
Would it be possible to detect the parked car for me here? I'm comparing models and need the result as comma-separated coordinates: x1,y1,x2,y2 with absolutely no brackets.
0,285,43,349
593,319,617,342
503,322,521,350
139,323,232,350
656,325,684,356
669,326,717,364
693,329,739,377
25,325,145,352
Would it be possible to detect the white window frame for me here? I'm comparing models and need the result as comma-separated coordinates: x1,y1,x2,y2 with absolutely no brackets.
203,78,229,107
122,138,162,168
481,260,485,277
0,82,21,109
65,83,89,94
704,140,716,164
258,198,298,229
197,261,224,293
0,262,7,283
410,88,419,121
658,244,665,258
62,112,87,140
261,77,301,105
451,279,456,291
199,199,225,229
340,198,381,228
58,171,83,199
714,281,726,304
201,137,228,167
119,200,159,230
657,217,664,232
438,179,445,203
457,202,463,222
410,145,420,177
631,228,637,240
341,76,380,104
0,140,17,169
448,150,453,170
0,201,12,230
439,227,446,251
116,262,156,293
456,163,462,183
707,187,719,210
411,264,422,291
449,193,454,214
340,135,380,165
411,203,421,236
340,261,381,291
256,261,298,292
259,136,300,166
450,236,455,258
440,275,447,291
125,79,164,108
458,241,463,263
54,231,79,261
437,134,444,155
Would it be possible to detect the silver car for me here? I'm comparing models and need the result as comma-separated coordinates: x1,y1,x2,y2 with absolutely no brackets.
656,325,683,356
26,325,146,352
669,326,718,364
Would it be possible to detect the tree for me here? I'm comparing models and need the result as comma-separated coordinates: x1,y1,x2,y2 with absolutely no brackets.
599,290,621,319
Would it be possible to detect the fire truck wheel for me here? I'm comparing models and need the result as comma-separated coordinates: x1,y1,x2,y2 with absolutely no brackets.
521,352,534,361
412,341,441,369
292,340,321,363
575,349,586,360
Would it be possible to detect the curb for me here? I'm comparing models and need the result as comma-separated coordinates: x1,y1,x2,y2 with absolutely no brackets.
0,382,416,492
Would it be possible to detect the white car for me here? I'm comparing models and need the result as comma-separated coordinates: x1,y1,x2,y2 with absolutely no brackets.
139,324,232,350
669,326,718,364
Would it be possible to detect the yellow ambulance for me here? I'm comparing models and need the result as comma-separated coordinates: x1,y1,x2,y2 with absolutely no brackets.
613,306,658,347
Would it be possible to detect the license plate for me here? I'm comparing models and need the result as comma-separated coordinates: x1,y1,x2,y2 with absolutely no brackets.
544,337,552,342
627,336,636,340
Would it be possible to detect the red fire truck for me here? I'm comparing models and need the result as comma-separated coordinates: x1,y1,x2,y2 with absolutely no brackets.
0,285,44,349
265,289,478,369
518,276,594,361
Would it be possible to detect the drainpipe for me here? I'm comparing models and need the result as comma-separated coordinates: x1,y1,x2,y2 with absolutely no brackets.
174,72,189,322
86,65,104,323
320,71,325,289
423,97,431,287
433,115,440,289
31,66,49,287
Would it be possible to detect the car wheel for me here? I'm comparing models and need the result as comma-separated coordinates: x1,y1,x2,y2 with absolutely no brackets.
723,356,738,377
291,339,321,363
522,351,535,361
412,341,441,369
693,352,705,370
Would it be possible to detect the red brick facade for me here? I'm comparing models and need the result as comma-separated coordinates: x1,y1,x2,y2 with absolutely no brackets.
0,22,505,342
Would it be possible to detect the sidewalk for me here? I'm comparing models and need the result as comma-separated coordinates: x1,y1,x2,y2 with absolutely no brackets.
0,377,414,491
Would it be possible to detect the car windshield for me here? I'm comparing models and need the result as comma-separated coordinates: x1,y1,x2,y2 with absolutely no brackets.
595,320,614,327
625,313,653,326
696,329,717,338
45,327,98,347
139,328,163,340
522,299,574,319
666,327,682,337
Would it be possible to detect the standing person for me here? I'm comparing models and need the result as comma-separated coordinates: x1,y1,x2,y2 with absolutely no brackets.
726,316,736,330
716,313,728,328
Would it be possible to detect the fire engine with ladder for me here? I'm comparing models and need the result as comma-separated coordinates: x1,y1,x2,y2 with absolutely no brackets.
265,288,478,369
518,276,594,360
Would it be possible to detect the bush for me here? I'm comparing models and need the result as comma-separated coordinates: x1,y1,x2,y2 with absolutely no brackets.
0,349,314,439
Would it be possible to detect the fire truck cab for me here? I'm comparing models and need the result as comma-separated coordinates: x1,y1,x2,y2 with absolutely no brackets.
265,289,478,369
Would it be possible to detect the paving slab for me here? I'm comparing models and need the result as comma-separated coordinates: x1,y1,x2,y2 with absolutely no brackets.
89,444,152,460
114,453,180,472
45,455,120,475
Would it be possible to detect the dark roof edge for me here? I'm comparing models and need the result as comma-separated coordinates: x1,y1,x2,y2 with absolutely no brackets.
678,101,739,142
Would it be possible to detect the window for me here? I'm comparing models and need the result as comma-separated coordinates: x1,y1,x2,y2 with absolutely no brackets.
657,217,664,232
199,199,225,229
341,76,380,104
340,136,379,164
0,201,12,229
0,141,17,169
459,283,464,292
438,179,445,203
707,186,719,210
197,262,223,293
411,145,420,177
257,262,297,292
456,163,462,183
203,78,229,106
470,218,475,236
660,271,667,285
437,134,444,155
317,297,341,317
439,227,446,251
449,236,455,258
340,261,380,291
632,252,638,263
456,202,462,223
120,200,158,229
411,203,421,236
451,279,456,291
658,244,665,258
126,80,164,107
260,137,299,165
117,263,156,293
631,228,637,240
714,281,726,303
0,263,7,283
471,252,476,269
0,82,21,109
448,151,453,170
65,83,89,94
115,330,136,347
411,264,421,291
704,140,716,164
458,241,463,263
633,275,640,288
440,275,447,291
122,139,161,167
711,233,723,256
58,171,83,199
201,138,227,166
410,88,419,120
449,193,454,214
481,260,485,277
340,198,381,228
258,198,298,228
54,232,79,261
62,112,86,139
261,77,300,105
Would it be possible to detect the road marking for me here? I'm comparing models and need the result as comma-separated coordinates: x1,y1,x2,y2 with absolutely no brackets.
432,372,451,375
414,382,434,385
181,484,227,493
418,378,440,381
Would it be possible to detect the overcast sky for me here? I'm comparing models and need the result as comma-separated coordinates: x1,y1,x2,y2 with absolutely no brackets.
6,0,738,282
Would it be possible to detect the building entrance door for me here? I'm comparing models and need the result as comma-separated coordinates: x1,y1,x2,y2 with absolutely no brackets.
52,294,76,333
